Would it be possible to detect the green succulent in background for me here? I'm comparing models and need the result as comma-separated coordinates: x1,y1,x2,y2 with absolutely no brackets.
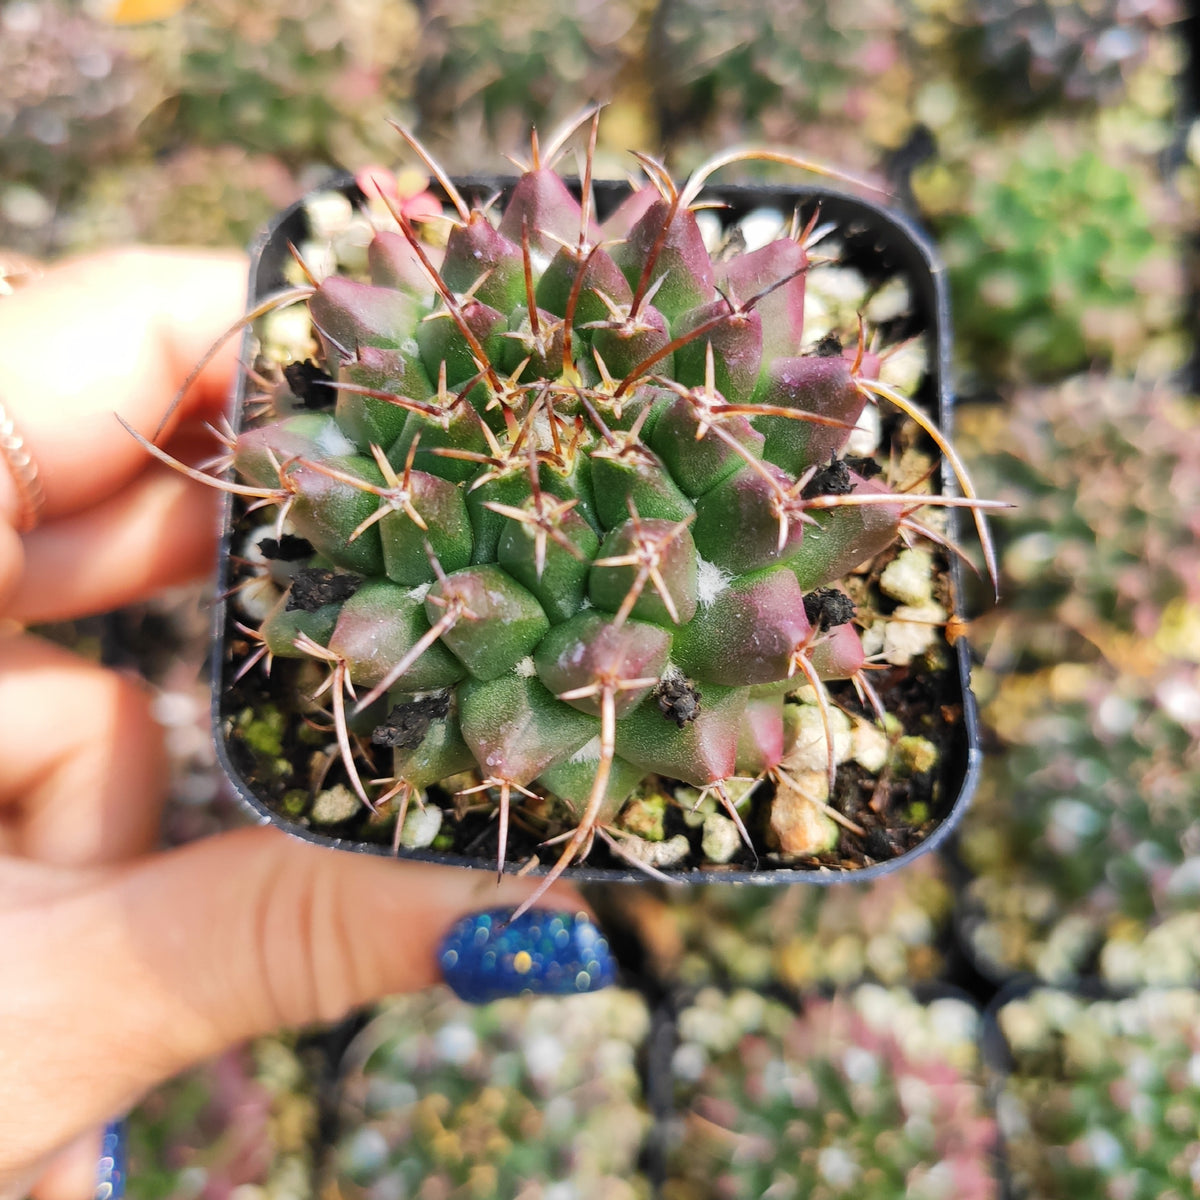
330,989,652,1198
145,0,421,169
959,663,1200,988
666,985,997,1199
919,128,1181,384
412,0,653,162
955,378,1200,659
995,987,1200,1200
915,0,1183,117
626,854,954,993
646,0,916,174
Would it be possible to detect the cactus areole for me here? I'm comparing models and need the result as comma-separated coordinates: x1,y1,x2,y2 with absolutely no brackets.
193,126,988,901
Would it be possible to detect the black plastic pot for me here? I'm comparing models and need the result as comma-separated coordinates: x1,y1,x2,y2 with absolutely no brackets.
212,174,983,885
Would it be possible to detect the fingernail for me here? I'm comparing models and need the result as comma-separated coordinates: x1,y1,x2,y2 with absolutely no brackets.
438,907,615,1004
95,1119,127,1200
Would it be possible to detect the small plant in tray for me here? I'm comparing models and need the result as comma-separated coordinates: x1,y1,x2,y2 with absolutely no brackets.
668,984,998,1199
992,986,1200,1200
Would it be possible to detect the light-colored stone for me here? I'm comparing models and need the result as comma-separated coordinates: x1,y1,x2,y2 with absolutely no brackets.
311,783,360,824
892,735,939,777
845,402,881,458
781,702,852,773
303,189,355,239
620,833,691,869
880,548,935,605
617,793,666,842
850,716,890,774
768,770,839,856
701,812,741,864
398,801,442,849
882,602,948,665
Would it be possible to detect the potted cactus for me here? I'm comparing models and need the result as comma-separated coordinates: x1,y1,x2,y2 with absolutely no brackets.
128,113,998,908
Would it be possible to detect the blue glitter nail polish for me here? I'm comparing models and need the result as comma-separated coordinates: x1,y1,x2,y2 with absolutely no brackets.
438,908,616,1004
95,1119,126,1200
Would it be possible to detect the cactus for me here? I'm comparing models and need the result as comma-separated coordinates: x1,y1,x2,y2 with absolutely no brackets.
130,113,998,910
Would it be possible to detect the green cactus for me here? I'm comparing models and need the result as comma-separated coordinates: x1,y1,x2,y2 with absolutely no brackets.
133,114,997,909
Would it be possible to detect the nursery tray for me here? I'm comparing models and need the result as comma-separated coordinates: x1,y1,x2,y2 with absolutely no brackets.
211,174,983,886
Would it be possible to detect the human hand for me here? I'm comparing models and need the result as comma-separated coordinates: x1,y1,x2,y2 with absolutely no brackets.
0,249,610,1198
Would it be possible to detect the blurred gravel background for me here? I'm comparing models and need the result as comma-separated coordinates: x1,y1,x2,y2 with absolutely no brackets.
4,0,1199,1194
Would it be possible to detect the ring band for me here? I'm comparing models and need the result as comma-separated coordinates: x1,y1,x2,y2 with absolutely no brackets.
0,398,45,534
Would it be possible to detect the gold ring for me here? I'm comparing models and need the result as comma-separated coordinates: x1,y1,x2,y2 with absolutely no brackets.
0,398,45,534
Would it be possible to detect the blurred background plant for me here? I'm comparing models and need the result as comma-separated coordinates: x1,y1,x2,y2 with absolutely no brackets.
597,860,955,998
960,663,1200,987
123,1041,316,1199
929,133,1182,382
993,987,1200,1200
913,0,1182,118
645,0,917,175
410,0,654,168
149,0,421,166
952,375,1200,988
665,985,996,1199
3,0,1197,1191
0,0,155,246
329,989,653,1198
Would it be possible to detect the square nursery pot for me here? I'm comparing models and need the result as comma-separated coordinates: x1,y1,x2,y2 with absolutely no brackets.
210,163,984,892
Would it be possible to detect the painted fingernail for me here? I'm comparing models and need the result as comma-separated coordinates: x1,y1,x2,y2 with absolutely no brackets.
95,1119,127,1200
438,908,615,1004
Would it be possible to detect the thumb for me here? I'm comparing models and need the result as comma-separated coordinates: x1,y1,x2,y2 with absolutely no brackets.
3,827,603,1171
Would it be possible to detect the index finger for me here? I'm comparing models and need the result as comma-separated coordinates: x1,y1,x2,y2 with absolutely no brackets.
0,248,247,528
